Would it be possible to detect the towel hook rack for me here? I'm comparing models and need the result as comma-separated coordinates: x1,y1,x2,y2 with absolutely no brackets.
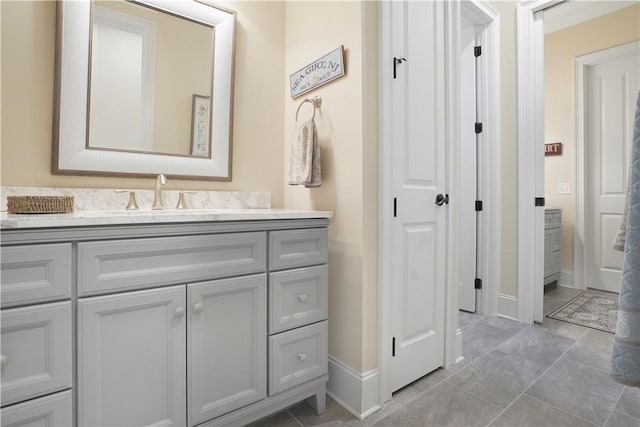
295,96,322,122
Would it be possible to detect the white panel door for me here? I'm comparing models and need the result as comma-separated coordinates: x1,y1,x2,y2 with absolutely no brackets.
390,0,446,392
458,18,478,313
586,52,640,293
188,274,266,425
78,286,187,427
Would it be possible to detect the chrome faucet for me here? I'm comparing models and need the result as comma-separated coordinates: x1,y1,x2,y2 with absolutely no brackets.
152,174,167,210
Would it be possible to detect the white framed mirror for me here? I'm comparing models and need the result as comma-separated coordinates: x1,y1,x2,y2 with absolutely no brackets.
53,0,236,180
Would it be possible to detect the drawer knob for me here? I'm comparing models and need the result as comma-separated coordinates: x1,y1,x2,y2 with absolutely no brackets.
175,307,186,317
193,302,204,314
297,293,308,303
297,352,307,361
0,355,7,368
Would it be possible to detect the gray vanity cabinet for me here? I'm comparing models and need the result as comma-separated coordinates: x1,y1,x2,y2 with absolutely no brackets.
188,275,267,424
0,219,329,427
78,286,187,426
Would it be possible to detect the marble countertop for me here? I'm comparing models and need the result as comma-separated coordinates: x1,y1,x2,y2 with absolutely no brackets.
0,209,333,229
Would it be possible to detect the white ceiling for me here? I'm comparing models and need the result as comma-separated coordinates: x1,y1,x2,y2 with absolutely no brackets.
544,0,638,34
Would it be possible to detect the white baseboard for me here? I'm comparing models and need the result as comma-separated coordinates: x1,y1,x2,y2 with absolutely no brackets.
455,328,464,364
560,271,574,288
498,294,518,320
326,356,381,420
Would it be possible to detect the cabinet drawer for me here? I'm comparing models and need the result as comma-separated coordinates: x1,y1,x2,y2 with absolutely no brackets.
1,302,72,407
269,228,328,271
269,266,328,334
269,321,327,396
0,390,72,427
78,232,266,296
1,244,71,308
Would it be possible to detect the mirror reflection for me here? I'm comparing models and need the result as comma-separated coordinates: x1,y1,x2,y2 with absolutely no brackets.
88,0,214,157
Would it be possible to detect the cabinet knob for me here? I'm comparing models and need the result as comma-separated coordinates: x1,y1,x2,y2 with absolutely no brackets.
193,302,204,314
175,307,186,317
297,293,308,303
0,355,7,368
297,352,307,361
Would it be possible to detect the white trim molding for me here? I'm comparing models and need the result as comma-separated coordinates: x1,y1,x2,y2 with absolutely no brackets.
498,294,519,320
560,270,575,288
516,0,564,324
460,0,501,318
573,40,640,294
326,357,381,420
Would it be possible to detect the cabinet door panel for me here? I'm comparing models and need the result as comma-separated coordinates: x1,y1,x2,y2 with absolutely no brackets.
1,302,72,407
188,275,266,425
78,286,186,427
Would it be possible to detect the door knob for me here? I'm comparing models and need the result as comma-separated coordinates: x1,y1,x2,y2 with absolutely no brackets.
193,302,204,314
175,307,186,317
435,193,449,206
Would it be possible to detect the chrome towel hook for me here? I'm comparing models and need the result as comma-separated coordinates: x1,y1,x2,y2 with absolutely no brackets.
295,96,322,122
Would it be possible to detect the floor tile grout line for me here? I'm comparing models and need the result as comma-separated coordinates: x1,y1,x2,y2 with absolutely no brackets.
483,322,587,427
445,380,505,412
373,309,607,427
521,331,616,426
602,386,627,427
523,393,600,426
286,409,307,427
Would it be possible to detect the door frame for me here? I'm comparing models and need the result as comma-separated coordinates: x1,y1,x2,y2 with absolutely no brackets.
377,0,500,404
516,0,564,324
573,40,640,292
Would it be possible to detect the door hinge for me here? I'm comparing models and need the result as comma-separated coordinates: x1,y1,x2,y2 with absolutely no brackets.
392,337,396,357
474,46,482,57
535,197,545,207
475,200,483,212
475,122,483,134
393,57,407,79
393,197,397,217
475,278,482,289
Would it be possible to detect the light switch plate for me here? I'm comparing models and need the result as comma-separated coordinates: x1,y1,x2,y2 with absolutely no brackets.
557,182,571,194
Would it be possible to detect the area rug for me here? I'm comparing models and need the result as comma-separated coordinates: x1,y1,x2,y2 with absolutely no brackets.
547,291,618,333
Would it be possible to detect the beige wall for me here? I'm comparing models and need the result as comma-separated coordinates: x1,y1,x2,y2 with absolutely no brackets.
489,0,519,297
2,0,377,374
283,1,377,372
544,5,640,274
1,1,286,207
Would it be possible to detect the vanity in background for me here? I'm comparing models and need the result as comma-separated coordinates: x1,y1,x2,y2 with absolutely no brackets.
544,209,562,287
0,206,331,426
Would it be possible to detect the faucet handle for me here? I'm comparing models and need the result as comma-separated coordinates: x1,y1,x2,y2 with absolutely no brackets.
176,191,196,210
114,190,139,210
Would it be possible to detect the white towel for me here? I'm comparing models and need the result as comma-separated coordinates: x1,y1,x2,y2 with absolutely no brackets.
288,119,321,188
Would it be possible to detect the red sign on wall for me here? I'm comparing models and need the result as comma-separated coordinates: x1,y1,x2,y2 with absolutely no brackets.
545,142,563,156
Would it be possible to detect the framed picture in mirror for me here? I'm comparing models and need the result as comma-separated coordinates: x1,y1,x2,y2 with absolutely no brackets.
191,95,211,157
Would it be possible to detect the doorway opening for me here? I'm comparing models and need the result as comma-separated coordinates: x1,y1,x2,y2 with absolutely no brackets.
518,0,640,324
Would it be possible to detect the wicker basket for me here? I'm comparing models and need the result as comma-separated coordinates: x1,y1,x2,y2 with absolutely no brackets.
7,196,75,214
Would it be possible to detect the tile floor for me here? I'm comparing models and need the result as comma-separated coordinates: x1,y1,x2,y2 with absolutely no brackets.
252,287,639,427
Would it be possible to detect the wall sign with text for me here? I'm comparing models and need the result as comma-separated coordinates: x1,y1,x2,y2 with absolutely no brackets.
545,142,563,156
290,46,345,98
